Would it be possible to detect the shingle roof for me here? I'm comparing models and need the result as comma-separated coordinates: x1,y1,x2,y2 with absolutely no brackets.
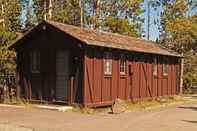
12,20,182,57
46,21,181,57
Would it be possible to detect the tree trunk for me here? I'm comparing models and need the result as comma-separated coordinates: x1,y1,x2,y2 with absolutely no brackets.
1,4,5,27
80,0,84,27
95,0,100,29
48,0,52,20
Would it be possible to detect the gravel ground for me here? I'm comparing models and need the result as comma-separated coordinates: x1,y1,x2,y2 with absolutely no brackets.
0,103,197,131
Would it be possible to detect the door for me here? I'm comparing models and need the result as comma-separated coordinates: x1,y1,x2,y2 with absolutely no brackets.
56,50,70,102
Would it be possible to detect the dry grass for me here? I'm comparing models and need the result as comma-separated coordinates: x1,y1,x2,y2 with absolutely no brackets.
3,97,30,106
70,106,96,114
68,96,187,114
0,124,32,131
125,96,186,111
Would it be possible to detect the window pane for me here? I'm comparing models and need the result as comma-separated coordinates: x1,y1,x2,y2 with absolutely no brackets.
104,52,112,75
120,54,126,75
163,58,168,76
30,51,40,73
163,64,168,76
153,57,158,76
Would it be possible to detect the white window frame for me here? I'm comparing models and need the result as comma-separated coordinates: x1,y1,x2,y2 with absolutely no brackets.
119,54,126,75
153,57,158,77
30,51,40,73
104,52,112,75
163,58,169,77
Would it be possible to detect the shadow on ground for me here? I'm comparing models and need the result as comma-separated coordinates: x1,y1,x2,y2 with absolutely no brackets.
178,106,197,111
189,95,197,99
182,120,197,124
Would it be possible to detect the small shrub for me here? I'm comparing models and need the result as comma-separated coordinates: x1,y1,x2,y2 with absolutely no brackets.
3,96,30,107
183,72,197,94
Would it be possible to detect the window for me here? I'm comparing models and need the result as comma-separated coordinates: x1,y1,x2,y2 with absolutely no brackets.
104,52,112,75
120,54,126,75
163,58,168,77
153,57,158,76
163,64,168,76
30,51,40,73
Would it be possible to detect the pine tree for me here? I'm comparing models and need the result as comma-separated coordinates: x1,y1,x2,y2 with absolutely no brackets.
0,0,22,32
85,0,144,37
159,0,197,53
52,0,81,26
0,0,22,75
158,0,197,90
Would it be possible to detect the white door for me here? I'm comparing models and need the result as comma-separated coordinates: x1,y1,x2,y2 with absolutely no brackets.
56,51,70,101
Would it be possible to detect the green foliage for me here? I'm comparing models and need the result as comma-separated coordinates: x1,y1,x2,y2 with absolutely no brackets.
85,0,144,36
27,0,81,26
156,0,197,92
159,0,197,53
52,0,81,26
0,0,22,32
32,0,47,22
24,0,144,36
183,72,197,93
0,26,17,75
0,0,20,78
183,51,197,92
104,16,139,37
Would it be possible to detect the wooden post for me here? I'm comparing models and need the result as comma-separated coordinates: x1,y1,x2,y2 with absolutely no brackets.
16,72,21,99
23,77,28,99
28,80,32,100
180,57,184,94
70,76,74,104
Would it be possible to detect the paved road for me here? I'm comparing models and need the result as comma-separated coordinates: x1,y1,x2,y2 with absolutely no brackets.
0,104,197,131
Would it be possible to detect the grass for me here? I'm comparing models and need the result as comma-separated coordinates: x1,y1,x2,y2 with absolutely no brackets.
0,124,32,131
0,95,194,115
125,96,187,111
67,96,188,114
1,97,35,109
70,106,96,114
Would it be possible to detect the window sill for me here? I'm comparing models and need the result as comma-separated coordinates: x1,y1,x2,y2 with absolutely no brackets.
31,71,40,74
120,74,126,78
163,75,168,79
104,74,112,78
153,75,158,79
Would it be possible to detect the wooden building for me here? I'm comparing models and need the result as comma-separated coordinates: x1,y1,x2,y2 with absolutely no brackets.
10,20,182,107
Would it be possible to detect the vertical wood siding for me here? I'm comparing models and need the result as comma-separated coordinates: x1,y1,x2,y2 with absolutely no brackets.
84,48,181,107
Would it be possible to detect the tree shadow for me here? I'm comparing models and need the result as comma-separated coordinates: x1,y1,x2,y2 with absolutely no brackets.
182,120,197,124
178,106,197,111
190,95,197,99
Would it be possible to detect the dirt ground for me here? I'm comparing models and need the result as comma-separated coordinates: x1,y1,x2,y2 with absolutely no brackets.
0,103,197,131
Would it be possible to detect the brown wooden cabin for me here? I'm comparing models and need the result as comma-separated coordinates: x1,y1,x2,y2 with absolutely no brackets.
10,20,182,107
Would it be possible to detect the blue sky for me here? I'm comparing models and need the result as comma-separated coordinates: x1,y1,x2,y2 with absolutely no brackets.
140,0,162,41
